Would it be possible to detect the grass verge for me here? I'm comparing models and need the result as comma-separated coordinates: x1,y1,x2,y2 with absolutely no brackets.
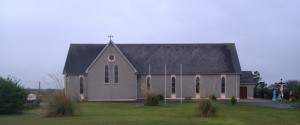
0,102,299,125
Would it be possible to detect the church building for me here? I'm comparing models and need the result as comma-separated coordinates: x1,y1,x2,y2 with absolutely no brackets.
63,40,254,101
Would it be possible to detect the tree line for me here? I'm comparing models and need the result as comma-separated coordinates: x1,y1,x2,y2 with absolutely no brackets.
253,71,300,101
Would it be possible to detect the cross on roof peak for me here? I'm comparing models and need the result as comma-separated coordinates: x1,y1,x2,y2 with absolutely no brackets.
108,35,113,41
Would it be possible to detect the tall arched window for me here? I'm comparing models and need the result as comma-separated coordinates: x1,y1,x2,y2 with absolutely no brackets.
172,77,176,94
196,77,200,94
105,65,109,83
114,65,118,83
221,77,225,93
80,77,83,94
146,77,150,90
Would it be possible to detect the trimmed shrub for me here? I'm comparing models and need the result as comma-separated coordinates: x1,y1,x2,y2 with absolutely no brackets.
145,93,159,106
231,96,237,105
196,99,217,117
43,90,78,117
0,76,27,114
209,95,217,100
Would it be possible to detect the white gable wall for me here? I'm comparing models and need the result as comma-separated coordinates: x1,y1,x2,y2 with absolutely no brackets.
87,43,137,101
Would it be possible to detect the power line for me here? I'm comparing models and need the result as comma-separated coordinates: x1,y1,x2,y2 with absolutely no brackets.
20,80,39,83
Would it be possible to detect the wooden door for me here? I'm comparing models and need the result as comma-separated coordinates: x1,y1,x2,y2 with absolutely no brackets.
240,87,247,99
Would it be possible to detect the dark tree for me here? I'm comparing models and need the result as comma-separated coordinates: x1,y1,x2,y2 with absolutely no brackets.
0,76,27,114
257,82,268,98
296,84,300,100
253,71,262,98
283,80,298,100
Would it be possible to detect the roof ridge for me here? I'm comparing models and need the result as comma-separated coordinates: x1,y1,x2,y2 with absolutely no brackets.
70,43,106,45
69,43,236,45
117,43,235,45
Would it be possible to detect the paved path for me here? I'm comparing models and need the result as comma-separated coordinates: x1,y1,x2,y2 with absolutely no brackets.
237,99,299,110
141,99,299,110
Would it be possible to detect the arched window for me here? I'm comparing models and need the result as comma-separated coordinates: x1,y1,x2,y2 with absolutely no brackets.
146,77,150,90
114,65,118,83
172,77,176,94
105,65,109,83
221,77,225,93
196,77,200,94
80,77,83,94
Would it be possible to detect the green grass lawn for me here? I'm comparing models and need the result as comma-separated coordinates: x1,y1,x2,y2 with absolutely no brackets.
0,102,299,125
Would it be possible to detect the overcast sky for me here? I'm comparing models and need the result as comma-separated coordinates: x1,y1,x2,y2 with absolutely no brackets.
1,0,299,89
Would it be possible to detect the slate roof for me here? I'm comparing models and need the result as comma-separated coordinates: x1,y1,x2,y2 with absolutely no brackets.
240,71,254,84
63,43,242,75
63,44,106,74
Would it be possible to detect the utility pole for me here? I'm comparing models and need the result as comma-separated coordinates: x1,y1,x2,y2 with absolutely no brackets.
180,64,182,104
38,81,41,92
164,64,166,104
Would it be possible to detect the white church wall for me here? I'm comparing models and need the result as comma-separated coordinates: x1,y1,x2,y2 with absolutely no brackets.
65,75,80,98
225,74,240,99
137,74,240,99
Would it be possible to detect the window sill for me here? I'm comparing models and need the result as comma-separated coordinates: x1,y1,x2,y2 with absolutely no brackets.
113,83,120,85
221,93,226,98
104,83,110,85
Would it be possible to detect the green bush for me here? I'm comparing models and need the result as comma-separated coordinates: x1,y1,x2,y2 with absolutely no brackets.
209,95,217,100
157,94,164,100
145,93,159,106
266,89,274,99
185,97,192,100
196,99,217,117
296,84,300,100
231,96,237,105
291,96,296,102
0,76,27,114
43,90,78,117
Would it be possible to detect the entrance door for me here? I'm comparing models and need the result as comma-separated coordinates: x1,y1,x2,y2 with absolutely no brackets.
240,87,247,99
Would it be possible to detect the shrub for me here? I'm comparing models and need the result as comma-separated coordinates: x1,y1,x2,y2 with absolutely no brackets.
42,73,79,117
231,96,237,105
296,84,300,100
196,99,217,117
157,94,164,100
0,76,27,114
266,88,274,99
145,93,159,106
291,96,296,102
43,90,78,117
140,82,160,106
209,95,217,100
185,97,192,100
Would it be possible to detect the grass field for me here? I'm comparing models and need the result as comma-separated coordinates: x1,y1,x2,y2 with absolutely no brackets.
0,102,299,125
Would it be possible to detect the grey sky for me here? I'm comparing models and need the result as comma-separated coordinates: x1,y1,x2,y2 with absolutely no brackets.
1,0,299,89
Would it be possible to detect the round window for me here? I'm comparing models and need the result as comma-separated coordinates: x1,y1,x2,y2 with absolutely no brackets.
108,55,115,61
